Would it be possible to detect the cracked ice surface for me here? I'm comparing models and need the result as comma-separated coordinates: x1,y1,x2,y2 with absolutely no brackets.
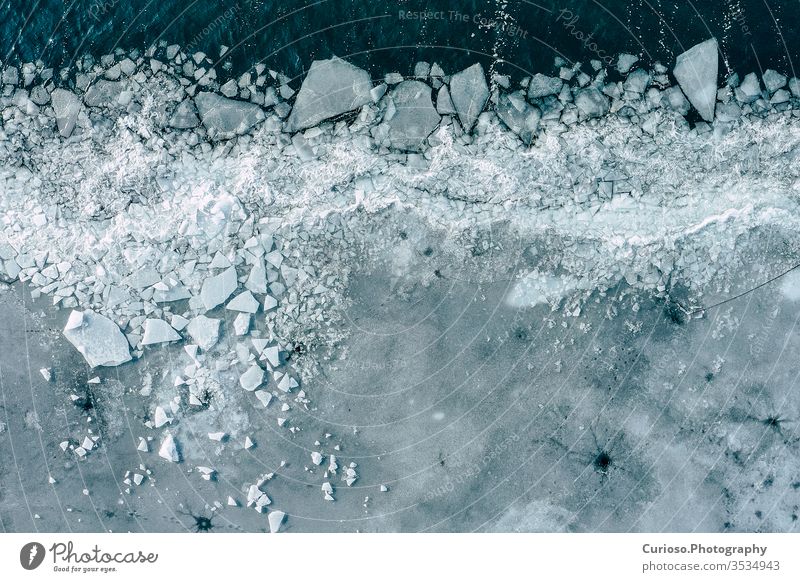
4,100,800,323
3,40,800,532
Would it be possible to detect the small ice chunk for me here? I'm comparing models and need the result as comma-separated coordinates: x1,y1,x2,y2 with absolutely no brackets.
254,390,273,407
226,290,259,313
141,319,181,345
233,313,250,336
277,374,298,393
448,63,489,131
227,496,238,507
763,69,787,94
171,314,189,331
616,53,639,74
262,345,281,368
244,436,254,449
186,315,221,351
245,260,267,294
158,433,180,462
239,364,264,391
40,368,52,382
200,266,238,311
195,92,264,138
51,88,81,137
137,437,148,452
208,431,226,441
169,99,200,129
527,73,562,99
268,510,285,533
153,406,172,428
311,451,323,465
574,87,609,119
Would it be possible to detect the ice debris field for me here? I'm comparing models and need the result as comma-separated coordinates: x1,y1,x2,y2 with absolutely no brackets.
2,37,800,532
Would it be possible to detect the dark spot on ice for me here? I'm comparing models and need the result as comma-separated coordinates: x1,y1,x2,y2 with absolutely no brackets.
434,269,442,278
593,451,612,473
755,510,763,519
763,416,784,431
399,231,407,240
514,327,528,341
422,246,433,256
705,372,714,382
193,515,214,532
663,300,685,325
75,392,94,413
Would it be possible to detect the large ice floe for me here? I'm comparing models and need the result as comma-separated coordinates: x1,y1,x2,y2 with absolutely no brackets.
2,38,800,529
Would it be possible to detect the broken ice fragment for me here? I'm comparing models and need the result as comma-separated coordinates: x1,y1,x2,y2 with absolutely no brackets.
527,73,562,99
141,318,181,345
194,92,265,138
245,260,267,294
285,57,372,132
208,431,226,441
239,364,265,391
311,452,323,465
574,87,609,119
262,345,281,368
169,99,200,129
186,315,221,351
616,53,639,74
51,88,81,137
277,373,298,393
63,310,132,368
64,310,83,330
226,290,259,313
495,91,540,144
673,38,719,122
268,510,285,533
233,313,250,336
254,390,273,407
158,433,180,462
39,368,52,382
387,80,441,152
244,436,254,449
200,266,238,311
153,406,172,428
448,63,489,132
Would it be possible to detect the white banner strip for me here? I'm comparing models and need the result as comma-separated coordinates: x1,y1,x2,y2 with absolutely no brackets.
1,533,798,580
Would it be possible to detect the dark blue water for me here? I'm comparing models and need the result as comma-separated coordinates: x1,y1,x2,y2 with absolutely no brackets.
2,0,798,82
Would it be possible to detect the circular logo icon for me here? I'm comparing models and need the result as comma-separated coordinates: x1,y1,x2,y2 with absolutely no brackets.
20,542,46,570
